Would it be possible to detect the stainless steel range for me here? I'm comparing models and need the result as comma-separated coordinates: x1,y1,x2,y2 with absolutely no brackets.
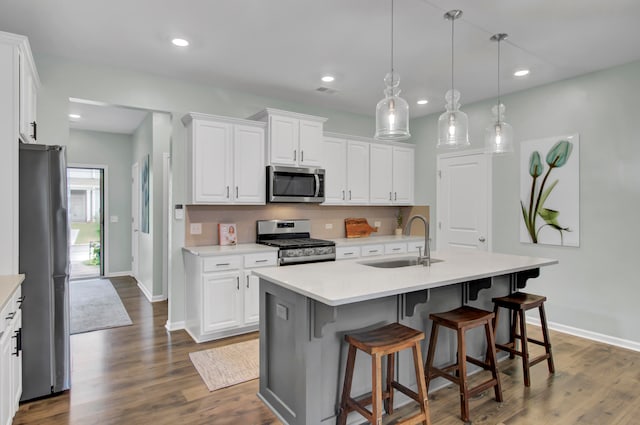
256,219,336,265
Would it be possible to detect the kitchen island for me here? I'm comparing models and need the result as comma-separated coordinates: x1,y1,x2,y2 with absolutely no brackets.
253,249,557,425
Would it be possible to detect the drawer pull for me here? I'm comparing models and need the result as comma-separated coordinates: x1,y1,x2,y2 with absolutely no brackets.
254,259,268,263
6,312,15,320
343,252,354,256
392,248,401,251
216,263,231,266
369,249,378,253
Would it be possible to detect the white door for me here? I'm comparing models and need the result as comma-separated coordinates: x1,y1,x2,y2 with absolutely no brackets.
269,115,298,166
298,119,323,167
202,272,242,333
131,163,139,279
437,151,491,251
233,124,265,204
346,140,370,204
392,146,415,205
243,271,260,325
193,120,232,203
322,137,347,204
369,144,393,205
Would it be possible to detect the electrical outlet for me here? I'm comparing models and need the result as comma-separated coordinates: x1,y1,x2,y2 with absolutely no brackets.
190,223,202,235
374,221,381,228
325,223,333,229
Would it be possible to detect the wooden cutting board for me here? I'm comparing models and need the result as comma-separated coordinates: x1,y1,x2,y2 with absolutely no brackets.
345,218,378,238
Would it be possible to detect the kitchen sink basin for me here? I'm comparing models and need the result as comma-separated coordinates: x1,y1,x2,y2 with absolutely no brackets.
359,256,443,268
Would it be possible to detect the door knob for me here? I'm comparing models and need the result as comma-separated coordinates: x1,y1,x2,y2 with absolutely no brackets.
479,236,486,242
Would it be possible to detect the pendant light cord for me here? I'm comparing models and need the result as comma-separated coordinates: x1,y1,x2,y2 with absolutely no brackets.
497,37,501,123
450,14,455,110
390,0,394,83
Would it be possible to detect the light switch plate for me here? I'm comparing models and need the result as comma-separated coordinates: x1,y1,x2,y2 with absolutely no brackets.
374,221,381,228
110,215,119,223
190,223,202,235
325,223,333,229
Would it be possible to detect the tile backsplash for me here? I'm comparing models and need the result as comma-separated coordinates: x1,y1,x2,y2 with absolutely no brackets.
184,204,429,246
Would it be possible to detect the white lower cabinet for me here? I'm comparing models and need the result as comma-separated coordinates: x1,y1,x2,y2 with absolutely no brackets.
335,239,423,260
0,284,22,425
184,250,276,343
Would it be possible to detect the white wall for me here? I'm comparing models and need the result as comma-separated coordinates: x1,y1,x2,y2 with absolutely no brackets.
67,129,133,274
34,54,375,327
411,59,640,345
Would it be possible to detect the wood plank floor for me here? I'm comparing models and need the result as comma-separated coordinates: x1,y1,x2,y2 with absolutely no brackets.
13,276,640,424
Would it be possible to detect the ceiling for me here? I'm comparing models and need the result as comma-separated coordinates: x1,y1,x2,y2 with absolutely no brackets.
2,0,640,125
68,99,149,134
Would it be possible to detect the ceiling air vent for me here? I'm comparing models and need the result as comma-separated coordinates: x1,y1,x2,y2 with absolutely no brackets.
315,86,338,94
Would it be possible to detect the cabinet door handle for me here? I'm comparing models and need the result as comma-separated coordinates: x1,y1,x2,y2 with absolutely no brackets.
236,186,239,198
17,296,25,308
301,150,304,162
349,190,352,200
246,275,250,288
293,150,297,161
31,121,37,140
394,192,397,201
236,276,240,290
389,192,392,201
342,190,345,200
12,329,21,356
226,186,230,198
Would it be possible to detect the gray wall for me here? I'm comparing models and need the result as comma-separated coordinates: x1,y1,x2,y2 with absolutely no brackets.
67,129,132,275
411,59,640,344
35,54,375,326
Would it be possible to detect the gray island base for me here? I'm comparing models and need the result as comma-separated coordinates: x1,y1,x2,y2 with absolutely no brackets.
254,249,557,425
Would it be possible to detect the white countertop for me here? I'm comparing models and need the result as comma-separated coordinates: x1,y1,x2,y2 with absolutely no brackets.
183,244,278,257
253,249,558,306
331,235,424,246
0,274,24,309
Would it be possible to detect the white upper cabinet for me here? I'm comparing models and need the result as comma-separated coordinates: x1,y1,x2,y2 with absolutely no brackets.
322,136,369,205
183,113,266,205
249,108,327,167
369,142,415,205
18,46,38,144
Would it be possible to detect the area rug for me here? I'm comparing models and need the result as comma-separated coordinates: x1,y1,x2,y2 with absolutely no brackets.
189,339,259,391
70,279,133,334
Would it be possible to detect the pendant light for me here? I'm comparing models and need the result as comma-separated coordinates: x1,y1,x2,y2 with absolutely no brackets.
485,33,514,154
375,0,410,141
437,10,469,149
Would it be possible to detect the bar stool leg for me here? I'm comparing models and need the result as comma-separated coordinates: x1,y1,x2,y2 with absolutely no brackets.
484,321,503,402
509,309,518,359
538,304,555,374
411,342,432,425
457,328,470,423
337,345,357,425
372,353,383,425
424,324,439,388
518,309,531,387
385,352,395,415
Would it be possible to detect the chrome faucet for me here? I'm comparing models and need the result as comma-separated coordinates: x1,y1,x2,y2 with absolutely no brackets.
404,215,431,266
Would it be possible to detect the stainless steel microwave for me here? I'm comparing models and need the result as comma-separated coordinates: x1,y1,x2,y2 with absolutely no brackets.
267,165,325,203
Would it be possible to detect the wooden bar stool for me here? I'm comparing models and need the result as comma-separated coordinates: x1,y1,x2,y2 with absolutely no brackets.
492,292,555,387
337,322,431,425
424,306,502,423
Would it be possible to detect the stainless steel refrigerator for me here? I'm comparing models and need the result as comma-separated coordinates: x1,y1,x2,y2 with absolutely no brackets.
19,143,71,401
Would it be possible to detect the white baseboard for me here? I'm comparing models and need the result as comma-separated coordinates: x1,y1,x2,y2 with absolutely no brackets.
165,320,185,331
136,281,167,303
527,317,640,352
106,270,133,278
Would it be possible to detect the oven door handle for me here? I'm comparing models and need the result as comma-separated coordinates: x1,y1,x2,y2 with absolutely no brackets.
314,174,320,198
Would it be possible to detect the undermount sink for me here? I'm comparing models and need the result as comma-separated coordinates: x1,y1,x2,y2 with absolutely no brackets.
359,256,444,268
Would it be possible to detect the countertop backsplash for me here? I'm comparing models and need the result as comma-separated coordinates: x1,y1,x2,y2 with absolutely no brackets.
184,204,428,247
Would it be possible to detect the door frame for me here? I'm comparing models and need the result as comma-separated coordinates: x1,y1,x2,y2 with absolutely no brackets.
67,163,109,277
436,149,493,251
131,162,139,281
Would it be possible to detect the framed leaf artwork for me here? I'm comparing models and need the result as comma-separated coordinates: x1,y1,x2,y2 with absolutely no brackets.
520,134,580,247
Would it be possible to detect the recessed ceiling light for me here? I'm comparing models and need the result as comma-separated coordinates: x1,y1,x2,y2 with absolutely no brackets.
416,99,428,105
513,69,530,77
171,38,189,47
69,114,81,119
321,75,335,83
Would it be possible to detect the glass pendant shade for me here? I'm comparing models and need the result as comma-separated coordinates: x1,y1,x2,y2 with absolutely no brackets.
485,104,514,154
437,89,469,148
375,71,410,141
